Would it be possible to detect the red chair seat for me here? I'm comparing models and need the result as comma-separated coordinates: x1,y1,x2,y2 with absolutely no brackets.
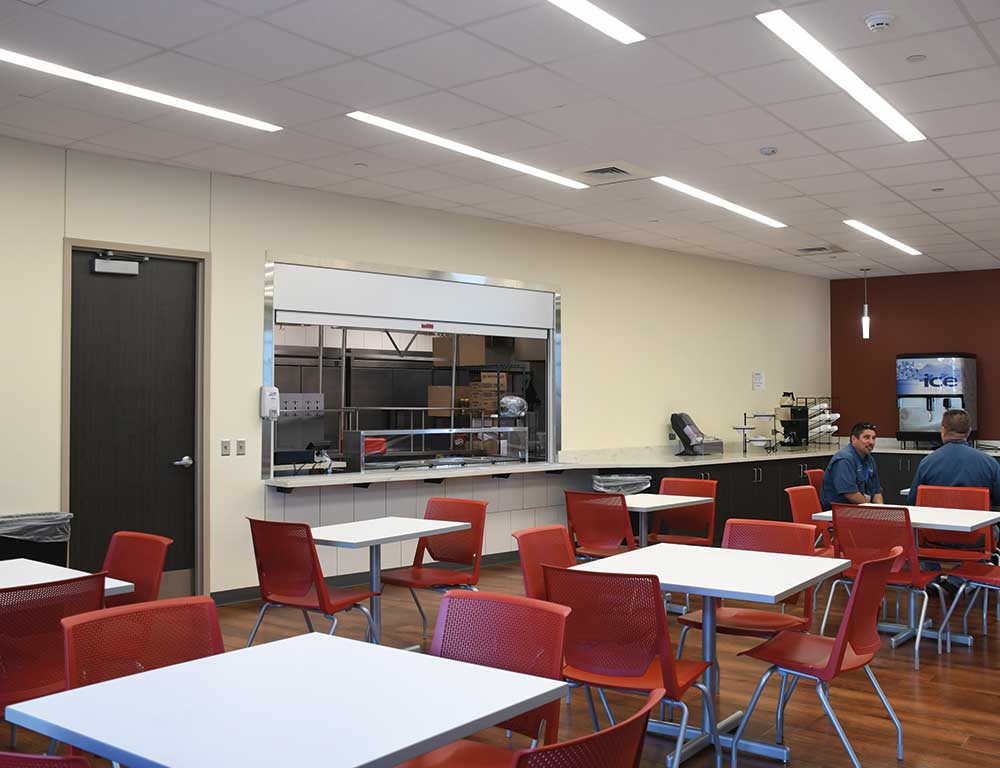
382,566,477,588
678,606,811,637
647,533,712,547
950,562,1000,587
564,656,710,694
917,546,988,563
398,739,515,768
268,584,375,613
741,630,873,678
842,565,940,588
575,544,632,558
815,545,835,558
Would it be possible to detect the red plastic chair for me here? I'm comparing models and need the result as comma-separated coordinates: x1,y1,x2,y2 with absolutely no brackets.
0,755,88,767
915,485,993,563
564,491,636,558
63,596,224,689
805,468,824,498
512,525,576,600
938,560,1000,645
382,498,487,640
731,548,904,768
247,518,376,645
675,520,818,658
0,573,105,713
395,591,570,767
543,566,721,768
648,477,717,546
785,485,834,556
821,504,944,670
513,688,662,768
101,531,173,607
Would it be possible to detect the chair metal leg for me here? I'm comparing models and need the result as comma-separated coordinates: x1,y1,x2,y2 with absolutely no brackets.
776,673,788,745
939,581,968,654
730,665,776,768
409,588,428,640
667,700,689,768
692,681,722,768
962,586,981,635
816,681,862,768
864,664,903,761
355,604,377,644
327,615,338,635
821,579,848,636
597,687,616,726
583,686,600,732
928,581,948,655
302,609,315,633
912,588,928,671
982,588,989,635
246,602,271,648
676,625,690,659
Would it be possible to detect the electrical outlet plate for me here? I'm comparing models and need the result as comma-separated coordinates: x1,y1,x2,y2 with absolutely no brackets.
221,440,231,457
236,439,246,456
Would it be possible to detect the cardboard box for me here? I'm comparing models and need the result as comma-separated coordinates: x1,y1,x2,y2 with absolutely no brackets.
514,338,547,361
427,385,472,417
477,372,508,388
433,335,487,367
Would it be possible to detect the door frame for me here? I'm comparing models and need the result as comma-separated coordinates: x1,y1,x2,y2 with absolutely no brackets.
61,238,211,596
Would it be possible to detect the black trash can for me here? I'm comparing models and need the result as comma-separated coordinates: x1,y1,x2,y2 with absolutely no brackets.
0,512,73,566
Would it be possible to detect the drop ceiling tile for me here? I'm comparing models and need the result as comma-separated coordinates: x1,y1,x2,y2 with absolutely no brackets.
951,218,1000,234
912,102,1000,140
177,20,349,81
84,124,214,159
979,174,1000,191
109,53,263,104
598,0,776,36
0,63,61,98
435,156,527,183
548,40,701,96
366,137,463,166
425,183,520,205
983,19,1000,56
766,92,875,130
322,178,409,200
312,149,416,177
963,0,1000,21
173,144,284,174
446,118,560,154
662,16,794,74
248,163,353,189
522,98,644,143
467,5,616,65
784,0,967,50
504,141,608,170
477,196,562,216
839,200,924,218
786,171,881,195
957,154,1000,175
224,129,354,162
839,142,947,170
0,121,74,146
879,67,1000,113
814,187,902,208
917,192,998,211
862,212,939,230
616,77,751,123
0,99,127,140
670,107,792,145
44,0,241,48
209,0,299,14
937,130,1000,159
37,83,170,123
555,220,635,236
68,141,159,163
713,132,826,164
404,0,537,26
867,160,968,186
298,116,396,148
753,153,854,180
805,121,902,152
388,192,463,211
377,91,505,132
265,0,447,55
284,60,434,109
451,68,596,117
217,84,346,127
371,167,464,192
891,178,986,200
935,205,1000,223
0,4,158,74
369,30,529,88
720,59,840,105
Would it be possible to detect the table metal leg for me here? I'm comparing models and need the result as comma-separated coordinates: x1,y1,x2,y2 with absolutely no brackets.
638,510,648,548
369,544,382,645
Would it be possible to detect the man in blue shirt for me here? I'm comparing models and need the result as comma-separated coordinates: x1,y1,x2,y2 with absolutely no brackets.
820,421,884,509
907,409,1000,506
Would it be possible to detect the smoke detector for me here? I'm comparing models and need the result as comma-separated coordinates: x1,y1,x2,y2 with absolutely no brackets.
759,145,779,157
864,12,895,31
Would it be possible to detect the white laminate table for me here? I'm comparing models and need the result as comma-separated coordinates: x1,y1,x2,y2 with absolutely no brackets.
311,517,471,644
0,558,133,597
574,543,848,765
623,494,713,546
6,633,567,768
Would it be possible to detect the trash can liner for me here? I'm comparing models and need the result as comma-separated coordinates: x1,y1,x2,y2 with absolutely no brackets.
0,512,73,543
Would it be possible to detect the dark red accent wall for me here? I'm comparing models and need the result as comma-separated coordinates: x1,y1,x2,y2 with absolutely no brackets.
830,270,1000,439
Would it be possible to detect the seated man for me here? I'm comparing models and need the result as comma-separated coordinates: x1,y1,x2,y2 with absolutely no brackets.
820,421,883,509
907,408,1000,506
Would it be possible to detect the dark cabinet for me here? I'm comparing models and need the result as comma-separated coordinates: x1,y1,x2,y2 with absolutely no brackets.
730,463,781,530
874,452,918,502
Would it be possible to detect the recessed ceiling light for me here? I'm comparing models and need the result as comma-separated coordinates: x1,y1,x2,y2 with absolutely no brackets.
0,46,281,132
346,111,588,190
906,54,927,63
756,10,925,142
650,175,787,228
843,219,922,255
759,145,779,157
544,0,645,44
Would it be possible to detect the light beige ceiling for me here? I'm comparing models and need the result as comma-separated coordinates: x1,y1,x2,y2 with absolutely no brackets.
2,0,1000,278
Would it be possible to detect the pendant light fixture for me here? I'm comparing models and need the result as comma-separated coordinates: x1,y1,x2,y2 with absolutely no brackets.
860,268,871,340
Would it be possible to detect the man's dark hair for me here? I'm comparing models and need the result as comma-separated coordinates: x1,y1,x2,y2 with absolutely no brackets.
851,421,877,438
942,409,971,436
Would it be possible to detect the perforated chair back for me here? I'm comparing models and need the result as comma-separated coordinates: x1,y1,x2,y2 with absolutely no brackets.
824,547,901,680
514,688,662,768
0,572,105,708
430,591,569,745
512,525,576,599
805,468,824,497
785,485,828,546
101,531,173,607
248,517,326,609
832,503,912,574
564,491,636,552
0,754,89,767
652,477,717,540
411,498,487,581
915,485,992,551
722,519,817,613
543,566,683,699
63,596,224,690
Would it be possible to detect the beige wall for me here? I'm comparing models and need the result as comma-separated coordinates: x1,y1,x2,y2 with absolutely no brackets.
0,136,831,592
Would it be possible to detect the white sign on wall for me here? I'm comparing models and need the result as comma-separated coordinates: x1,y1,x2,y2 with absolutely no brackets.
752,370,766,391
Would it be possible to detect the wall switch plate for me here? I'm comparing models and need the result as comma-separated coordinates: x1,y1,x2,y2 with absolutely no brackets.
221,440,231,457
668,431,676,440
236,439,246,456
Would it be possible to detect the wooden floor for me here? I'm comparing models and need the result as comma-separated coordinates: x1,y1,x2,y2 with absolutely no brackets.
11,563,1000,767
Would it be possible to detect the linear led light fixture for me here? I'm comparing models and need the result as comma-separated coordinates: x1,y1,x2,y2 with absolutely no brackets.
545,0,645,44
843,219,922,255
755,10,925,142
346,111,588,189
0,47,282,132
650,175,787,228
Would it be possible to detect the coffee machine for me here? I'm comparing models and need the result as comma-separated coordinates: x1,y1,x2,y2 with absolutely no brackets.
896,354,977,441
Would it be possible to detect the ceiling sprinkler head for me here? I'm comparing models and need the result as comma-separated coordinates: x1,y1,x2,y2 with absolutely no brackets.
759,145,778,157
865,12,895,31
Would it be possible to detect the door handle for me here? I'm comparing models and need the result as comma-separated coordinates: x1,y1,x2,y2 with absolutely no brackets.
172,455,194,468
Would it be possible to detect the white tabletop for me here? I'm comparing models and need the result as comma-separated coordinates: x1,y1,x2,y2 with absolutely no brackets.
624,493,713,511
6,633,567,768
573,543,848,604
813,505,1000,533
311,517,471,548
0,558,133,597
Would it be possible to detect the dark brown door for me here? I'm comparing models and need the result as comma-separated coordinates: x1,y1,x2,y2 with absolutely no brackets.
69,250,198,585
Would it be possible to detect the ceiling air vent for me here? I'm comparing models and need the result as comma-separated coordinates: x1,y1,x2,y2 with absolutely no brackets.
565,161,651,186
583,165,631,177
786,244,848,257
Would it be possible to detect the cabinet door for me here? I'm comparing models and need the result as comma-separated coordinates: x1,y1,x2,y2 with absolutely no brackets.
777,459,810,521
873,453,905,501
756,464,782,521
